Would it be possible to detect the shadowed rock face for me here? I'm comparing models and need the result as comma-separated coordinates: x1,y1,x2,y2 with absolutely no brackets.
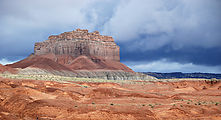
34,29,120,61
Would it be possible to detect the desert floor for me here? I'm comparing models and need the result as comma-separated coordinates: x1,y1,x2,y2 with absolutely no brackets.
0,74,221,120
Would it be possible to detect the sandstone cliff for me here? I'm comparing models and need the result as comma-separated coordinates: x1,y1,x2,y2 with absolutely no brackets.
34,29,120,61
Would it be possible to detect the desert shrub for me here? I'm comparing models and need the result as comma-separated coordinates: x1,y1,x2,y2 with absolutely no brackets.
148,104,154,108
188,100,192,102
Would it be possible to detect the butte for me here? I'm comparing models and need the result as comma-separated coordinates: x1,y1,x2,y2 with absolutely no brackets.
7,29,154,80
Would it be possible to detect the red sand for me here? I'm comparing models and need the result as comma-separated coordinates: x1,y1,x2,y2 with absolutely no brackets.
0,77,221,120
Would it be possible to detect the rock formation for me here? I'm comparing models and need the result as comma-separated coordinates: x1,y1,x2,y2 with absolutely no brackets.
34,29,120,61
7,29,155,80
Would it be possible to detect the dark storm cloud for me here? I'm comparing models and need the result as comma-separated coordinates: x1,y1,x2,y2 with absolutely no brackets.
0,0,221,72
119,43,221,66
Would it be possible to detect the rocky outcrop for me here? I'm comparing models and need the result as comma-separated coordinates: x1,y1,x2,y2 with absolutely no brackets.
34,29,120,61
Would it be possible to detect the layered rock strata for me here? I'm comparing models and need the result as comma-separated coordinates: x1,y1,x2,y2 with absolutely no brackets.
34,29,120,61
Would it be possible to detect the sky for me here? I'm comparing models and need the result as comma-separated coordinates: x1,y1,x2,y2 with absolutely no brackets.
0,0,221,73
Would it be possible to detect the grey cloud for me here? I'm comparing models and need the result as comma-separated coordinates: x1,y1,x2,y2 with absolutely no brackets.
103,0,221,50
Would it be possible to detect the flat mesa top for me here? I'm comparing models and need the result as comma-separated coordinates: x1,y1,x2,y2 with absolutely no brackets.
46,28,114,42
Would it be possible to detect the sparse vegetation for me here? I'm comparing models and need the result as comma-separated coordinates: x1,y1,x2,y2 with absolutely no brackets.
188,100,192,102
149,104,154,108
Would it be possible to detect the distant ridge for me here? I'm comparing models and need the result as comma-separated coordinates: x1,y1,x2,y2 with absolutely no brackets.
143,72,221,79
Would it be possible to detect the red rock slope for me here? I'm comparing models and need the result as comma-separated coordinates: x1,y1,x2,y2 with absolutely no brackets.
7,54,134,73
6,55,71,71
0,64,17,73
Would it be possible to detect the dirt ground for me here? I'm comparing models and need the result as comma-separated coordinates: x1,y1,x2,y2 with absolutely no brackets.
0,77,221,120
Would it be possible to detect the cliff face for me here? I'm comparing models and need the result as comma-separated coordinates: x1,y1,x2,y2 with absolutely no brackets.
34,29,120,61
